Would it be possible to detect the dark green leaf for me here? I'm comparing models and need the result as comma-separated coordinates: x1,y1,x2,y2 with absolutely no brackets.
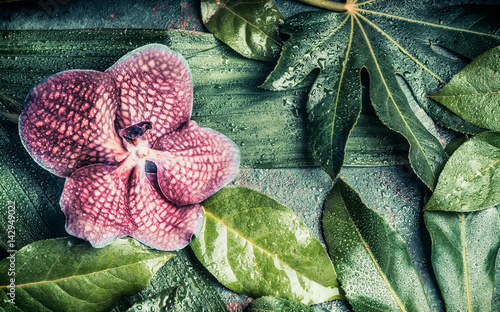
425,131,500,212
430,46,500,131
0,238,173,312
424,207,500,312
264,2,500,188
444,134,469,157
201,0,283,61
191,187,342,305
322,178,431,311
244,296,314,312
125,286,189,312
110,248,230,312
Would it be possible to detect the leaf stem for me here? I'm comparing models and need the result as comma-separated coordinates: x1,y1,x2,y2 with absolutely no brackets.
295,0,350,12
0,112,19,124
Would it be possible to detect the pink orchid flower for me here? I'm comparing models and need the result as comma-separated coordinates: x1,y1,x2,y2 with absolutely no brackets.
19,44,240,251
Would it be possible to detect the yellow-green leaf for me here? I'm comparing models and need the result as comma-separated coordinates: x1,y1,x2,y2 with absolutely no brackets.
430,46,500,131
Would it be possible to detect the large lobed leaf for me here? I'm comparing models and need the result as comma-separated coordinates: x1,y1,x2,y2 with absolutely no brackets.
191,186,342,305
263,1,500,188
322,178,431,311
425,207,500,312
430,45,500,131
0,238,173,312
200,0,283,61
425,131,500,212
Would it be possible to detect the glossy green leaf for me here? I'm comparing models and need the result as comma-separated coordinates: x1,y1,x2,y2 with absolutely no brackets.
424,207,500,312
264,1,500,188
191,186,342,305
322,178,431,311
425,131,500,212
0,238,173,312
201,0,283,61
244,296,314,312
430,46,500,131
110,248,230,312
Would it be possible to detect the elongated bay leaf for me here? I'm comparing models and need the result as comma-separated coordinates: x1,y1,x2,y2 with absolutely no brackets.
0,238,173,312
424,207,500,312
244,296,314,312
322,178,431,311
264,1,500,189
425,131,500,212
430,45,500,131
190,187,342,305
201,0,283,61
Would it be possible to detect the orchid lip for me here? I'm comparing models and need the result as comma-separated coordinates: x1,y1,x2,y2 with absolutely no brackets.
119,121,152,143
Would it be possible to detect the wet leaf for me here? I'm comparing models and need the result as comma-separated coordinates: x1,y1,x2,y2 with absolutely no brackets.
244,296,314,312
430,46,500,131
110,248,230,312
0,238,173,312
263,1,500,188
201,0,283,61
191,186,342,305
125,286,190,312
425,131,500,212
322,178,431,312
424,207,500,312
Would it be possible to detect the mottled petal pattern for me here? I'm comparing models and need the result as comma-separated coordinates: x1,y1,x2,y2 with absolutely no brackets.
61,162,134,248
128,170,203,251
153,121,240,206
19,70,127,177
107,44,193,142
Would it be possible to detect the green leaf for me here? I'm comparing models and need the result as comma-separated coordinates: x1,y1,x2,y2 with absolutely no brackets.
322,178,431,312
191,186,342,305
424,207,500,312
244,296,314,312
425,131,500,212
430,46,500,131
110,248,230,312
444,134,470,157
264,2,500,188
201,0,283,61
0,238,173,312
125,286,191,312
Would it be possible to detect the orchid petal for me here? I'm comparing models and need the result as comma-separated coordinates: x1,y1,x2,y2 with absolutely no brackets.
107,44,193,142
128,170,203,251
19,70,127,177
60,163,133,248
152,121,240,206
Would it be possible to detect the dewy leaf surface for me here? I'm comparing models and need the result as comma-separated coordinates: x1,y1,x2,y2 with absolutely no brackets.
191,186,342,305
110,248,230,312
425,131,500,212
430,45,500,131
0,238,173,312
424,207,500,312
264,1,500,189
244,296,314,312
322,178,431,312
201,0,283,61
